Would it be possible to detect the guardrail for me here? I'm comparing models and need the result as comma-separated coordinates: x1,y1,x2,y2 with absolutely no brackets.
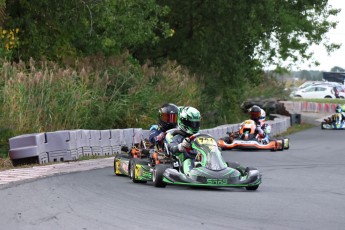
281,101,339,113
8,116,291,165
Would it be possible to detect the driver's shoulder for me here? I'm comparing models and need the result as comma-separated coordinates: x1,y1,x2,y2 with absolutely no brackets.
165,128,186,143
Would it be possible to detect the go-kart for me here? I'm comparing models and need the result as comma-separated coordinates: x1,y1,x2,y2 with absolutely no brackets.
113,141,150,178
217,119,289,151
149,132,262,190
321,113,345,130
114,137,174,183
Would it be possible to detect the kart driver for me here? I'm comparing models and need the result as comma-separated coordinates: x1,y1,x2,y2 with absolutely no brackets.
149,103,179,149
249,105,271,144
165,106,201,176
324,105,345,124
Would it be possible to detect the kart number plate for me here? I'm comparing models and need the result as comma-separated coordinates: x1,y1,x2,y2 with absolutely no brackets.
195,137,217,146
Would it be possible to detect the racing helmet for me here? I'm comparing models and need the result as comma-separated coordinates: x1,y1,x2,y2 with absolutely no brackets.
335,105,342,113
259,109,266,123
178,106,201,135
158,103,179,131
249,105,261,121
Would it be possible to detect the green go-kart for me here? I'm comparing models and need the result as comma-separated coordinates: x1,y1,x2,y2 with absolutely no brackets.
131,131,262,190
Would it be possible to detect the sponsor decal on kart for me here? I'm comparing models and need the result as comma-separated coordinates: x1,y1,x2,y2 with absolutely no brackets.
207,178,228,185
121,162,128,173
234,140,257,144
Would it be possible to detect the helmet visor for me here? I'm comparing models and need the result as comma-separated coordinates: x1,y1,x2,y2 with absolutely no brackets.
160,113,178,123
250,111,261,119
182,118,200,130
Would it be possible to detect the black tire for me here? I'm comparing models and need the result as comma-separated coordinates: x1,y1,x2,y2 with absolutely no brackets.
245,167,260,190
130,158,147,183
227,162,246,176
321,122,325,130
226,161,241,169
152,164,168,188
245,166,258,172
246,185,259,190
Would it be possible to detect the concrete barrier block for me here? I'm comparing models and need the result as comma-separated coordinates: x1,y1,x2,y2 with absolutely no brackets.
89,130,103,156
8,133,47,164
79,130,92,156
110,129,124,154
9,146,41,159
44,131,79,162
9,133,46,151
141,130,150,141
122,128,143,147
100,130,112,156
74,130,84,159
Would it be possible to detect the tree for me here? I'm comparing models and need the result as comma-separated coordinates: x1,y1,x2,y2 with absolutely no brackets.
4,0,169,60
133,0,340,124
331,66,345,72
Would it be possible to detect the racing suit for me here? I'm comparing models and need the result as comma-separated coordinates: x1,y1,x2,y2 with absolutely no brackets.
166,129,195,175
254,120,271,144
149,124,166,149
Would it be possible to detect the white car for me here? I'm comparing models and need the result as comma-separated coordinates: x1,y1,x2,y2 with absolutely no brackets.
292,85,337,99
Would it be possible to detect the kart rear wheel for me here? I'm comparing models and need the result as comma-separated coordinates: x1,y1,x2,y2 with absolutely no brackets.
130,158,147,184
246,185,259,191
283,138,290,150
270,140,278,152
277,139,284,151
152,164,168,188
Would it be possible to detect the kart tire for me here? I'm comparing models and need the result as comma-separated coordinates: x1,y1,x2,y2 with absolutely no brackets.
284,138,290,150
278,139,284,151
152,164,168,188
226,161,241,169
114,157,121,176
114,155,127,176
245,167,259,190
245,166,258,172
227,162,245,176
321,122,325,130
130,158,147,184
246,185,259,191
270,140,278,152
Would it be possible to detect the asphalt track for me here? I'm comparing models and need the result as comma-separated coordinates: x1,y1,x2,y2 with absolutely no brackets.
0,126,344,230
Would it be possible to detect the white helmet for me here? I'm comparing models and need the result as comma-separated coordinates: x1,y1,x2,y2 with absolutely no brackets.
259,109,266,122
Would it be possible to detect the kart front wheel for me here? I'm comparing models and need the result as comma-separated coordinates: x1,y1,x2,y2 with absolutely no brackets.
152,164,167,188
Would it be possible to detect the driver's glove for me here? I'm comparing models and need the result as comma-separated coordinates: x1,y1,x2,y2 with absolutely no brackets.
155,132,165,142
256,125,264,135
178,138,191,152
